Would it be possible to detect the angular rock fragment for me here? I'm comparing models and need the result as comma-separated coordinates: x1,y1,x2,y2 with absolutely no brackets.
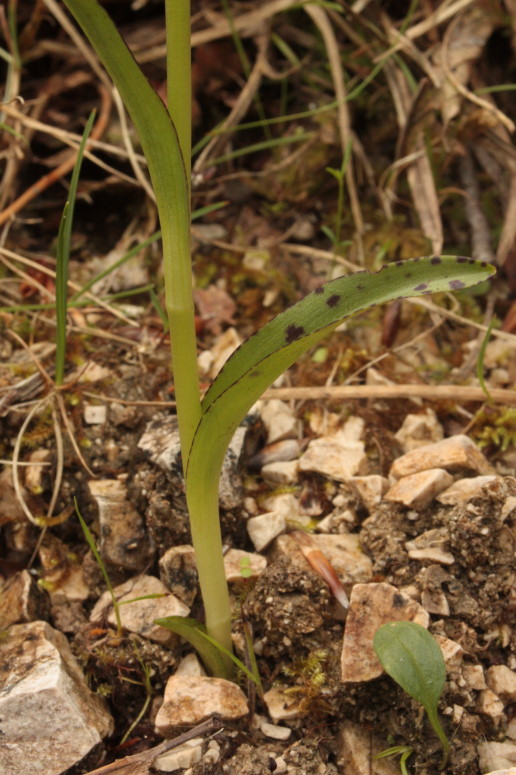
155,676,248,733
476,689,505,723
405,528,455,565
247,512,286,551
0,569,49,629
394,408,443,452
341,582,429,683
0,621,113,775
385,468,454,509
390,434,494,479
88,478,154,573
261,459,299,484
337,720,402,775
90,574,189,645
350,475,389,512
223,548,267,582
298,416,368,482
478,742,516,774
138,414,245,509
260,399,299,443
486,665,516,703
263,686,302,722
159,545,198,607
154,738,204,772
437,475,497,505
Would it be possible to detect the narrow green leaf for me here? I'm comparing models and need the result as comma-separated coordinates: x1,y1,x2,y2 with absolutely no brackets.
74,497,123,636
187,258,494,493
55,110,95,385
155,615,259,682
373,621,450,762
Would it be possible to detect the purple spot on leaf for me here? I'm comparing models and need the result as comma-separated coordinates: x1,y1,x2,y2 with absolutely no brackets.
456,257,468,263
430,256,442,264
414,283,428,291
315,286,324,294
449,279,465,290
326,294,340,308
285,324,305,343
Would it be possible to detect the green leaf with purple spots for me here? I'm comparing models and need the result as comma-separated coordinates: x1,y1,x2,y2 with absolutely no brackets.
186,256,494,507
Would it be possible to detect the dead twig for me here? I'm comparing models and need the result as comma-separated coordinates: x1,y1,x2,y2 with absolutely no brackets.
262,384,516,405
82,717,224,775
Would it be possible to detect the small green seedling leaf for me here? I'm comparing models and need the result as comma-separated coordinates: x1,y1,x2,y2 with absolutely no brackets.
375,746,414,775
373,621,450,764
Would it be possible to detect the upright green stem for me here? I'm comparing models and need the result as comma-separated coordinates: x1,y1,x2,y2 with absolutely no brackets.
163,0,199,461
166,0,191,193
165,0,233,656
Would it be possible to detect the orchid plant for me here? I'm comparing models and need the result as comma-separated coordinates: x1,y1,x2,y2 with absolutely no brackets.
62,0,495,675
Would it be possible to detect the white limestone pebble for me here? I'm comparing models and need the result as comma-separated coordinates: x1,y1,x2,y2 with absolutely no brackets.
298,416,368,482
337,721,401,775
350,475,389,512
385,468,454,509
90,574,189,645
394,408,444,452
486,665,516,704
155,676,248,733
247,512,286,551
0,621,113,775
390,434,493,479
341,583,429,683
436,475,497,505
260,399,299,442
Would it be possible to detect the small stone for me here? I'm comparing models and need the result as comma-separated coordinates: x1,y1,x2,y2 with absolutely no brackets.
0,621,113,775
223,548,267,583
299,439,368,482
341,583,430,683
90,574,189,645
434,635,464,669
385,468,454,509
247,512,286,551
88,478,154,573
154,739,204,772
476,689,505,723
175,653,205,677
261,460,299,484
462,664,487,691
437,475,498,505
83,404,107,424
394,409,444,452
337,721,401,775
260,399,299,443
486,665,516,703
421,588,450,616
159,545,198,607
299,417,368,482
350,475,389,512
155,676,248,733
263,686,302,722
478,741,516,773
249,439,302,470
259,721,292,740
390,434,493,478
0,570,49,630
405,528,455,565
